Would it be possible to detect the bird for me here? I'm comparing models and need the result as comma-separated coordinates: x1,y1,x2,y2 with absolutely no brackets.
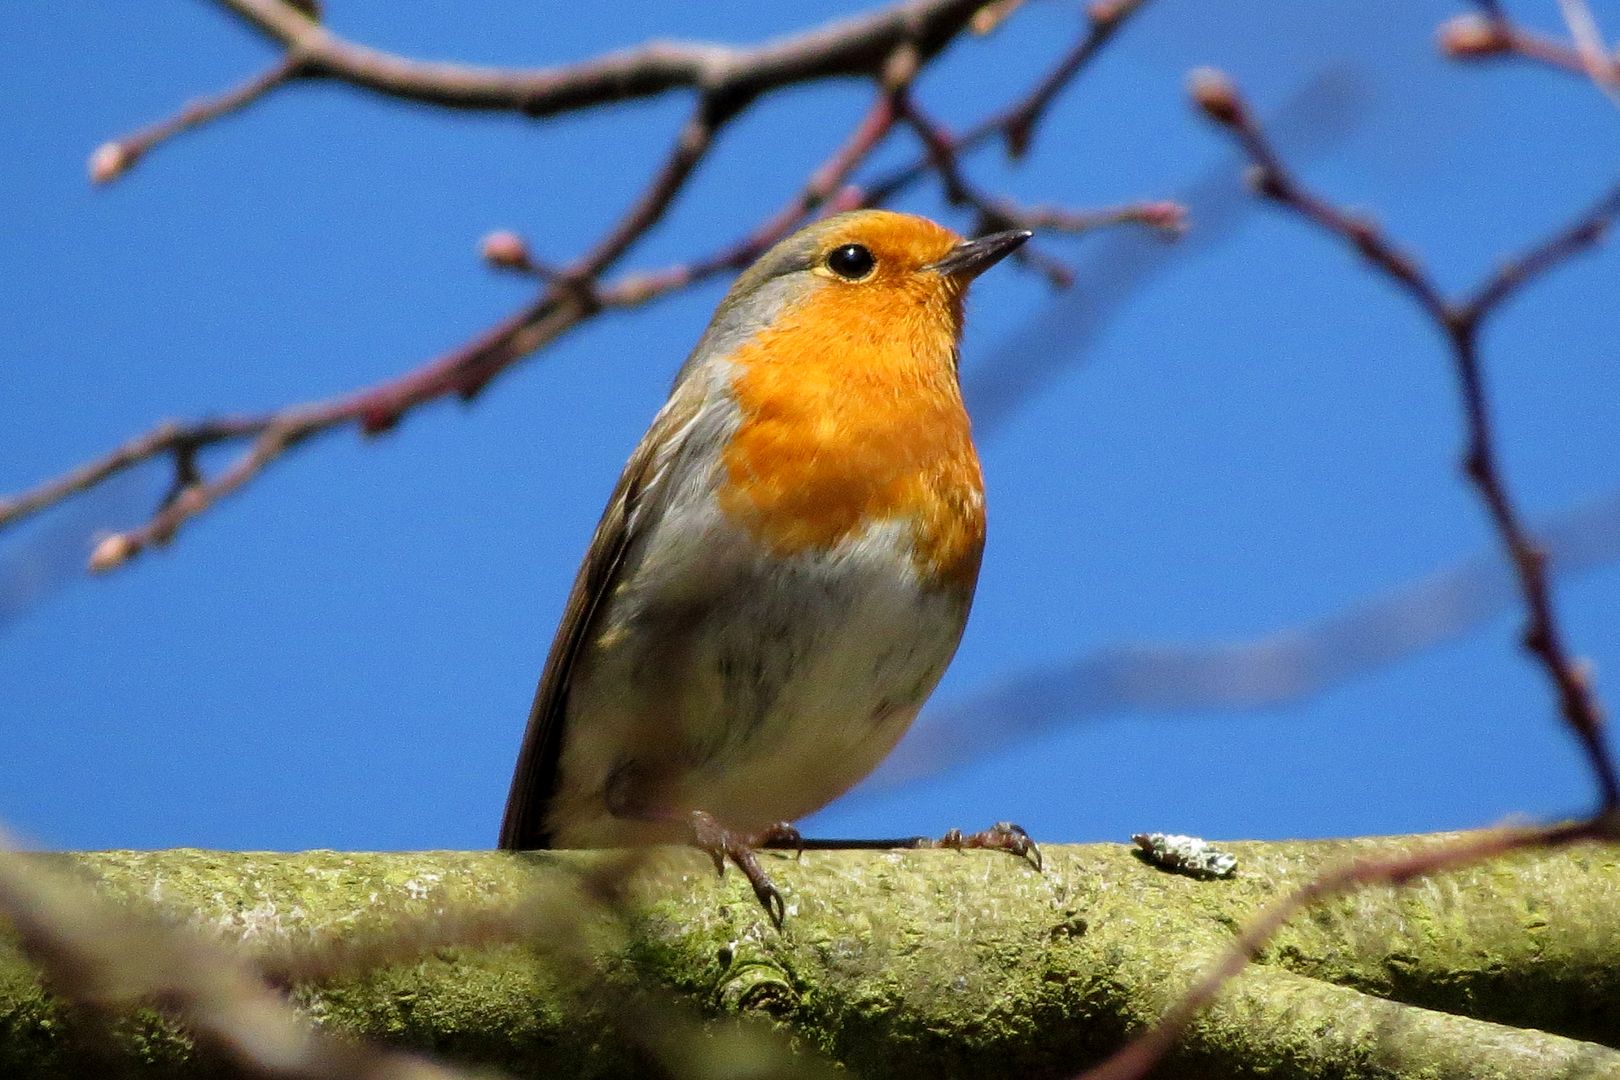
499,209,1033,924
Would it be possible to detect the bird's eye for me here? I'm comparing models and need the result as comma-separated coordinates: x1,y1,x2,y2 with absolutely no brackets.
825,243,876,280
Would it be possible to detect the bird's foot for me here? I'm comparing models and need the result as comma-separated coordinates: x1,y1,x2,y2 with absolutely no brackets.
924,821,1043,871
689,810,787,928
783,822,1042,870
750,820,805,859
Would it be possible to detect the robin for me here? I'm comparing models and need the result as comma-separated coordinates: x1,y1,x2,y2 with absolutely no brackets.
499,210,1034,924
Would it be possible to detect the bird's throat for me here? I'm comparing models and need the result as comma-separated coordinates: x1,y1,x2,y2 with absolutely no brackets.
716,286,985,592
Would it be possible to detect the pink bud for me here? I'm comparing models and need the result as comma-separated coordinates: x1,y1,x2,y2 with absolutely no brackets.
1187,68,1245,127
1438,14,1508,57
89,534,135,573
89,142,136,185
481,230,532,270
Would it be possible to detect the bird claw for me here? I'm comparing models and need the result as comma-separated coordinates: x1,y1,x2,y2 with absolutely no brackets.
751,821,806,860
934,821,1042,871
689,811,788,929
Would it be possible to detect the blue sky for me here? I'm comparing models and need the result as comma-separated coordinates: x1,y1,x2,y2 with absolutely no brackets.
3,2,1619,852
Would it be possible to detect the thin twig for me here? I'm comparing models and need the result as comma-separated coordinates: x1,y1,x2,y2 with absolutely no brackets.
896,94,1181,285
1190,67,1620,809
1458,186,1620,320
0,418,264,531
88,56,301,183
21,89,897,570
866,0,1152,194
60,91,909,573
1440,5,1620,88
1557,0,1620,105
569,100,730,282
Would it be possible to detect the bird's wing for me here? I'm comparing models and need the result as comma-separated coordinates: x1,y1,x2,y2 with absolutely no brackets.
497,383,707,850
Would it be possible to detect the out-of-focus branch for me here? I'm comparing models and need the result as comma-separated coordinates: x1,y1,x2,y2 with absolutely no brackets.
961,66,1367,435
1189,66,1620,811
1556,0,1620,106
0,418,264,535
3,0,1175,570
1439,2,1620,93
0,842,478,1080
870,487,1620,792
0,838,837,1079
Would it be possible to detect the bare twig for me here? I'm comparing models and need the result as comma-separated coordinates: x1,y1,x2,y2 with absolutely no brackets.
896,93,1182,286
19,90,897,572
89,56,301,183
6,0,1169,569
867,0,1153,185
0,418,265,532
207,0,984,119
1189,67,1620,809
1557,0,1620,105
1440,4,1620,90
569,102,727,283
861,0,1166,209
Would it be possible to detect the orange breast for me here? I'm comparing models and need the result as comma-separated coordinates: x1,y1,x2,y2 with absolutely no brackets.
717,281,985,591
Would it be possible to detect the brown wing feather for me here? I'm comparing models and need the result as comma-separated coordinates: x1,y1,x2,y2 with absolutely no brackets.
497,391,700,849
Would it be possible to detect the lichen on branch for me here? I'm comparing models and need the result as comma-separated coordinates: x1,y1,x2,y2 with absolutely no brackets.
2,837,1619,1079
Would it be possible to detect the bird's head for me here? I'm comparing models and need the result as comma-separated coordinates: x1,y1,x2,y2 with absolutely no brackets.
691,210,1030,374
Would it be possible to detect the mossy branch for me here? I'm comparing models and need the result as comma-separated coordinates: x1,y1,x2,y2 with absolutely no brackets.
2,836,1619,1078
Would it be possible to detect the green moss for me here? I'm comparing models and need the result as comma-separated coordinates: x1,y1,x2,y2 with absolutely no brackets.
1,839,1618,1077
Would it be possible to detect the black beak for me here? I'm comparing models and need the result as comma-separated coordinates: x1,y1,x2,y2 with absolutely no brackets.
926,229,1032,280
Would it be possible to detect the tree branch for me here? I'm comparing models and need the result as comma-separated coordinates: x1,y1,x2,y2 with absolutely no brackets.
3,837,1620,1078
0,842,478,1080
1440,2,1620,93
212,0,983,117
1063,67,1620,1080
1,0,1175,570
1188,66,1620,812
895,92,1183,286
1078,817,1614,1080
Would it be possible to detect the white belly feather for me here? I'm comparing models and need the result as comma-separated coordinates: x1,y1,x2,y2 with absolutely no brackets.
550,505,970,847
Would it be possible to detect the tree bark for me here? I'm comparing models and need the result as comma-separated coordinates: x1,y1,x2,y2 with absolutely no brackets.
1,834,1617,1078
